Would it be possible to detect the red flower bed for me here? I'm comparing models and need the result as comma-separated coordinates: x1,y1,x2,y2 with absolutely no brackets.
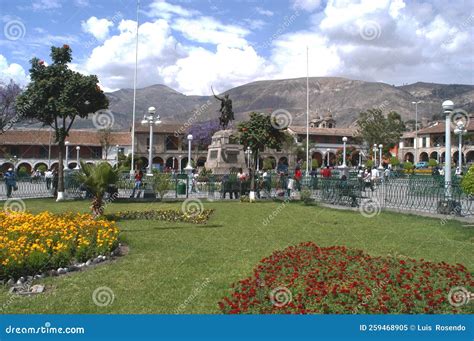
219,242,473,314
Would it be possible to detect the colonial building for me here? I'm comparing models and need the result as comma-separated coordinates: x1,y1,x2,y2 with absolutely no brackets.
0,129,131,172
398,117,474,165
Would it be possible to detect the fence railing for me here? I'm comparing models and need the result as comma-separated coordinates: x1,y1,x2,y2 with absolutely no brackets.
1,173,472,217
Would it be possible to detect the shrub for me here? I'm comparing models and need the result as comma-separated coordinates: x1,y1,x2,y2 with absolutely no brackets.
303,159,319,171
403,161,414,172
219,242,473,314
390,157,400,168
366,159,374,168
0,211,119,280
106,209,214,224
428,159,438,168
36,164,47,173
240,195,250,203
18,166,28,177
300,189,313,205
152,171,172,199
461,165,474,195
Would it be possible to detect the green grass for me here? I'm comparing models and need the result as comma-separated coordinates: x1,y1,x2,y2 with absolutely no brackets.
1,199,473,314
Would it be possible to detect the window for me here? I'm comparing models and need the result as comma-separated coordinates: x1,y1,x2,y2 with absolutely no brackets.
91,147,102,159
39,146,48,159
165,135,179,150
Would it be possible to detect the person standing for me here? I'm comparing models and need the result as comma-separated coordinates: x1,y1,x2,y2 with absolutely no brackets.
130,170,143,198
45,169,53,190
294,166,302,191
4,168,17,198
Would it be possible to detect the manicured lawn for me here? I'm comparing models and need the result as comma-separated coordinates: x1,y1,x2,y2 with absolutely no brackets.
1,199,473,313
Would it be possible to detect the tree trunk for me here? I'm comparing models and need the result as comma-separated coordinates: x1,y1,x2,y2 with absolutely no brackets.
56,139,65,201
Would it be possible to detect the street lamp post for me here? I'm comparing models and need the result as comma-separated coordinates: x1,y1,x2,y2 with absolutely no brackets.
373,144,377,168
75,146,80,169
245,146,252,169
115,145,120,165
141,106,162,176
64,141,70,170
184,134,193,196
412,101,422,164
342,137,348,168
326,148,330,166
378,144,383,169
178,155,182,173
442,100,453,200
454,121,466,175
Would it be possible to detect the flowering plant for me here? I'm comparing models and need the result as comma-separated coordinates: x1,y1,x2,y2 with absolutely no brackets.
219,242,473,314
0,211,119,280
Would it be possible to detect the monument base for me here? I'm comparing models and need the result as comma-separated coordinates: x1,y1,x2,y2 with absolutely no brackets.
205,130,246,174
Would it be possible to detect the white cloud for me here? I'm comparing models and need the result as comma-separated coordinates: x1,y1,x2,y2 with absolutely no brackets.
256,7,274,17
292,0,322,12
0,55,28,86
74,0,90,7
148,0,199,20
172,16,250,48
81,17,114,41
32,0,62,11
160,44,271,95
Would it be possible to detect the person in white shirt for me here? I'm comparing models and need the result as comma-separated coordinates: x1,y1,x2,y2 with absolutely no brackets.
45,169,53,190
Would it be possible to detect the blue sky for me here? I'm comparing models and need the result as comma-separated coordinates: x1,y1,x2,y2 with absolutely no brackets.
0,0,473,95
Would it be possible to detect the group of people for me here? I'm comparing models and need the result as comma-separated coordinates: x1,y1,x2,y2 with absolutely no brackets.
2,167,58,198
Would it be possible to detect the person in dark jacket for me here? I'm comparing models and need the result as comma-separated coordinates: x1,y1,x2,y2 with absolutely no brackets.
4,168,17,198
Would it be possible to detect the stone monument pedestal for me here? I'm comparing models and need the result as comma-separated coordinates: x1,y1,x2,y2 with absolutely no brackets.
205,130,246,173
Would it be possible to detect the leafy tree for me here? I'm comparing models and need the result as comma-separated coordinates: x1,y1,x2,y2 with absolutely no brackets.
151,170,172,200
403,161,414,173
355,109,405,149
238,112,289,193
366,159,374,168
262,158,274,170
0,80,22,133
461,165,474,195
75,161,119,216
16,45,109,200
428,158,438,168
302,159,319,171
390,156,400,168
99,128,113,160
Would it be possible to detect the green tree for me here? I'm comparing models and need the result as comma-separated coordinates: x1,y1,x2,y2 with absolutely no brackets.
355,109,405,149
390,156,400,168
403,161,414,173
461,165,474,195
238,112,289,193
428,158,438,168
75,161,119,216
302,159,319,171
16,45,108,200
152,170,172,200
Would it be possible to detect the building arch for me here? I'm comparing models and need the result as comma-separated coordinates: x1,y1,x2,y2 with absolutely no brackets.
311,151,323,166
0,162,14,172
17,162,33,175
419,152,429,162
34,162,48,171
404,152,414,163
466,150,474,163
197,156,206,167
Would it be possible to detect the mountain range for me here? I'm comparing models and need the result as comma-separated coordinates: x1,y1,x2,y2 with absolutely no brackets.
33,77,474,130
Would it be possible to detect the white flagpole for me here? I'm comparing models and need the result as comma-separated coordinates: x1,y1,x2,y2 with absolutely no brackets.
130,0,139,176
305,46,309,176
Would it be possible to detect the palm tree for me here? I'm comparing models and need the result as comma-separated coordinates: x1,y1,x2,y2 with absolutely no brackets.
75,161,119,216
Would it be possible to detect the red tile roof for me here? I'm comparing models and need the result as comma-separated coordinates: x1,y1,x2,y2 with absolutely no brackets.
0,129,131,146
